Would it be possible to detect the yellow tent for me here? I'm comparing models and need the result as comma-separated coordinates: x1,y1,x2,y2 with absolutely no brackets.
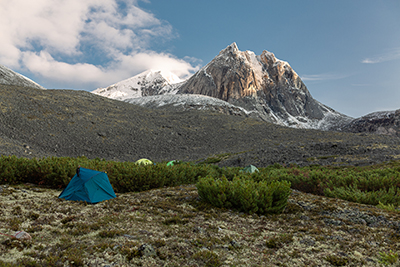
135,158,153,165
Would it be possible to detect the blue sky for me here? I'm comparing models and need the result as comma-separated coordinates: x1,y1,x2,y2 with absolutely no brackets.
0,0,399,118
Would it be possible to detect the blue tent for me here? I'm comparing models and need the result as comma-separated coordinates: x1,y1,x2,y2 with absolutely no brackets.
58,167,116,203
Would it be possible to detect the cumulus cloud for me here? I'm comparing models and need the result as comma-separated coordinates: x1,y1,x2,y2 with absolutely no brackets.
21,50,196,87
362,48,400,64
0,0,198,89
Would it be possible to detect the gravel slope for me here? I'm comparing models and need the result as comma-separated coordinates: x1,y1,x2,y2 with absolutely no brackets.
1,84,400,167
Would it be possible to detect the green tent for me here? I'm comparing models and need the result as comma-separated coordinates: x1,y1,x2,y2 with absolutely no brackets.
58,167,116,203
167,160,177,166
240,165,259,173
135,158,153,165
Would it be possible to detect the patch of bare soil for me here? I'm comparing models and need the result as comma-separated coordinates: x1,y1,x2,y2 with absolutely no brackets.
1,183,399,266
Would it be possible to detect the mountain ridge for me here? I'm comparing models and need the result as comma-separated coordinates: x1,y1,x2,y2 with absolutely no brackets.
342,109,400,136
0,64,45,90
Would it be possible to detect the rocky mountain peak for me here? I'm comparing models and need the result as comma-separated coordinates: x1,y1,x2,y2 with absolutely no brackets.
143,69,183,85
178,43,349,128
219,42,240,55
258,50,305,93
179,43,308,102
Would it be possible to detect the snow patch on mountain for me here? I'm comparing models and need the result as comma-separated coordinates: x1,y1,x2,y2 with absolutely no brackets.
92,69,184,101
127,94,244,110
125,94,259,118
125,93,351,130
0,64,45,89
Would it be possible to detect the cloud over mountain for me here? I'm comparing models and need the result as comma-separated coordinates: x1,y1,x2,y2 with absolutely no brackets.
0,0,197,88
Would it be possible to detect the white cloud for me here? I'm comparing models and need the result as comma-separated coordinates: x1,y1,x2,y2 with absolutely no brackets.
0,0,197,89
116,52,196,78
362,48,400,64
21,50,196,87
300,72,350,82
21,51,113,85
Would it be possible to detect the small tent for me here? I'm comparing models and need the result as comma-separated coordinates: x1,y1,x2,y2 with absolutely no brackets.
167,160,176,166
135,158,153,165
240,165,259,173
58,167,116,203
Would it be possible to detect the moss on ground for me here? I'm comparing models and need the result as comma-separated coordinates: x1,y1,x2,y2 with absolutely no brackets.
0,183,399,266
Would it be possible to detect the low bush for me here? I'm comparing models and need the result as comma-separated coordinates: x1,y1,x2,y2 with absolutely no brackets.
0,155,241,192
2,155,400,209
379,250,399,265
196,175,291,215
257,162,400,206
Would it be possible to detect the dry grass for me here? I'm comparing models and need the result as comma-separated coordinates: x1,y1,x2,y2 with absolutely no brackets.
1,183,400,266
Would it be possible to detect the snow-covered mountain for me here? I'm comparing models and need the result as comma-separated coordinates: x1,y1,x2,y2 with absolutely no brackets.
92,69,184,100
92,43,353,130
0,64,45,89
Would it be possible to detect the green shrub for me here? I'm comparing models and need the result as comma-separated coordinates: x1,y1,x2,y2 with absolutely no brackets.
377,201,398,212
196,175,291,215
196,175,231,209
3,155,400,209
268,164,400,206
0,155,239,193
379,250,399,265
324,184,400,206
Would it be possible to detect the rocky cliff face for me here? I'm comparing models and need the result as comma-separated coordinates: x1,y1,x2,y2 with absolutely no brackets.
0,64,44,89
178,43,351,129
342,109,400,136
